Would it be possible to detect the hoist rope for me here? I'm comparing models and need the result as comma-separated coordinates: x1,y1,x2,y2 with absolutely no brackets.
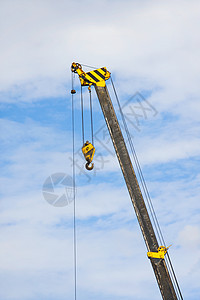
166,252,183,300
81,85,94,145
110,77,183,300
80,63,98,69
89,90,94,145
71,73,77,300
81,86,85,144
110,77,162,245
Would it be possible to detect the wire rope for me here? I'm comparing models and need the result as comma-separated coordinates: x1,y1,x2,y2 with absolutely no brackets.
80,63,98,69
110,77,163,245
81,86,85,144
166,253,183,300
89,89,94,145
110,77,183,300
71,73,77,300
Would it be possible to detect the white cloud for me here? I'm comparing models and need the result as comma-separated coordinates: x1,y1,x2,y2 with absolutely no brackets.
1,1,200,299
178,225,200,249
0,0,200,107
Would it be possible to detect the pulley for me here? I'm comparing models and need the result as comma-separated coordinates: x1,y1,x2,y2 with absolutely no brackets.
82,141,95,171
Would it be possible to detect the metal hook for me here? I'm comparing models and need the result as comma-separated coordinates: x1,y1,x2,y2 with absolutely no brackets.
85,162,94,171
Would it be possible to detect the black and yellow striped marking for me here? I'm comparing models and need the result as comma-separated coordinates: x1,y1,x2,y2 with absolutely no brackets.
86,68,107,83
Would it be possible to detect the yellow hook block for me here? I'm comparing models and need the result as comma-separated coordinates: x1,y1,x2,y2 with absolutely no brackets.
82,141,95,171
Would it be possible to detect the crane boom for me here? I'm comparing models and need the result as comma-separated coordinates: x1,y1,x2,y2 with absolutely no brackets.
95,85,177,299
71,62,179,299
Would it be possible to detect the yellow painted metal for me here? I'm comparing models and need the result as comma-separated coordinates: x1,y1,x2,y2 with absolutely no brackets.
82,141,95,170
71,62,110,89
147,245,172,259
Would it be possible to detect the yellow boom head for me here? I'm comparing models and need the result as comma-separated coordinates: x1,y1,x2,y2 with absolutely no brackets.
71,62,111,90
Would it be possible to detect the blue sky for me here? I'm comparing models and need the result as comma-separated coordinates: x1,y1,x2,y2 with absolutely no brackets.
1,0,200,299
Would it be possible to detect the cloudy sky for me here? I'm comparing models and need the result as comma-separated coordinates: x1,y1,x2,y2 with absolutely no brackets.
1,0,200,299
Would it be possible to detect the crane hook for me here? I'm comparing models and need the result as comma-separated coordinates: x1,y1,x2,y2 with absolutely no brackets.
85,161,94,171
82,141,95,171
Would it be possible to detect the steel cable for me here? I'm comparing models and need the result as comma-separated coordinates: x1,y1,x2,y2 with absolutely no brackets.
71,73,77,300
89,90,94,145
110,77,183,300
81,86,85,144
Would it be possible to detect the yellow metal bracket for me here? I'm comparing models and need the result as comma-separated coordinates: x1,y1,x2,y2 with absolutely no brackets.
147,245,172,260
71,62,111,90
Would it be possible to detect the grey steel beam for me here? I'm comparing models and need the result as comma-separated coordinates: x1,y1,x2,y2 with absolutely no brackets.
95,85,177,300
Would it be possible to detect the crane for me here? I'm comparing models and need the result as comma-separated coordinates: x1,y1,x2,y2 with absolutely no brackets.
71,62,182,300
